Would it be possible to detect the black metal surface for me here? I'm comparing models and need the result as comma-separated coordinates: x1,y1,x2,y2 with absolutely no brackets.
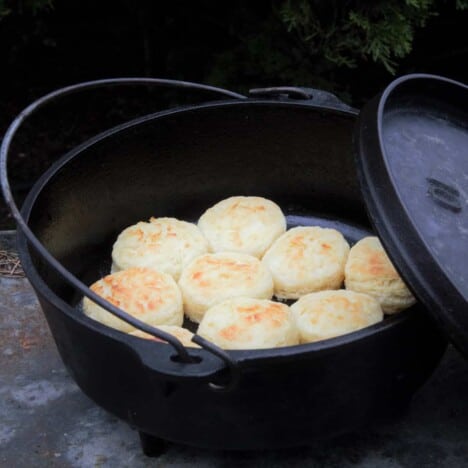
249,86,312,100
6,85,448,449
0,78,247,365
138,432,167,457
355,74,468,357
249,86,353,112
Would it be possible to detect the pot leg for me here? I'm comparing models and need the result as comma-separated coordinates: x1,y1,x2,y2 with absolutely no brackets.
138,432,167,457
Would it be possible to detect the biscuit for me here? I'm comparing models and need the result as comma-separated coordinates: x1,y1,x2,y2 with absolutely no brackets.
344,236,416,314
198,196,286,258
130,325,199,347
178,252,274,323
83,267,183,332
262,226,350,299
111,217,209,280
197,297,299,349
290,290,383,343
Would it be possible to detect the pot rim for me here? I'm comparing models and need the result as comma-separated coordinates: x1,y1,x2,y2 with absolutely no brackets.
17,98,414,365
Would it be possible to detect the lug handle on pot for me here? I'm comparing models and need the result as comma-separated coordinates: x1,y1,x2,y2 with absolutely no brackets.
192,335,240,392
132,333,240,391
249,86,353,112
131,332,240,391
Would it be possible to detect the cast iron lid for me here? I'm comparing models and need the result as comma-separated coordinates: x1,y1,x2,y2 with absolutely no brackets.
355,73,468,356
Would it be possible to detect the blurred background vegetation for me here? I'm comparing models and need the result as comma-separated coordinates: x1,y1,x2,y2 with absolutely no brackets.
0,0,467,227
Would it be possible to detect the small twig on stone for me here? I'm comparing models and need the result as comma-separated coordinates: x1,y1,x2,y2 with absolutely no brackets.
0,250,25,277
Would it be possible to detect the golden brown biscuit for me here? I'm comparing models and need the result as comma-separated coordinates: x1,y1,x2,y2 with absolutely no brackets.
198,196,286,258
83,267,183,332
130,325,199,347
178,252,274,323
197,297,299,349
344,236,416,314
262,226,350,299
291,290,383,343
111,217,209,280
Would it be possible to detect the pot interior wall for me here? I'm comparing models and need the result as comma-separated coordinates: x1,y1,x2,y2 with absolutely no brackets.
24,102,365,303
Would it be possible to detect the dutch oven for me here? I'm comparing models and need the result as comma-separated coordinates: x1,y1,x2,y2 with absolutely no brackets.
1,75,466,453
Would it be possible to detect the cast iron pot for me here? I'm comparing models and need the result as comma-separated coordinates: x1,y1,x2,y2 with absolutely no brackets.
1,78,447,452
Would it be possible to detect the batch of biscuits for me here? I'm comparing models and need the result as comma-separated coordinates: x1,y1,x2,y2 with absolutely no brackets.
82,196,416,350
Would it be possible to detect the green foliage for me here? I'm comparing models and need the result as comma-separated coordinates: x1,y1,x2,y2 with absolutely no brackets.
1,0,465,106
0,0,53,20
0,1,11,18
207,0,466,101
280,0,437,74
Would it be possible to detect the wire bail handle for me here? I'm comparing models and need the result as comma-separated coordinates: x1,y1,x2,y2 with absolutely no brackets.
0,77,246,387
